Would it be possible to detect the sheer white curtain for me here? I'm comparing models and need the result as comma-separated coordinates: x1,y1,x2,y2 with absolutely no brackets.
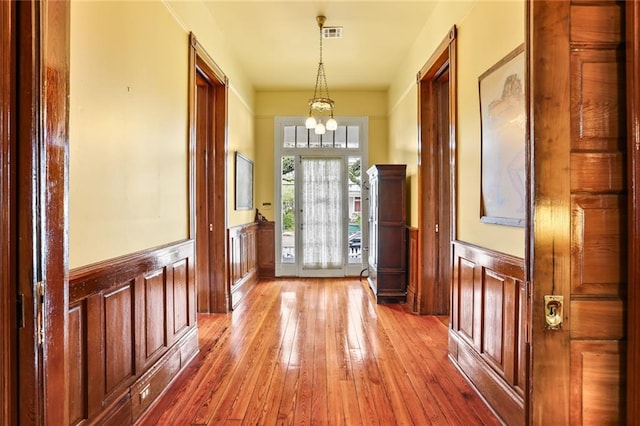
301,157,343,269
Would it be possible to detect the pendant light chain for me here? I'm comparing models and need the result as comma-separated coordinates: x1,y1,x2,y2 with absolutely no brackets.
306,15,337,134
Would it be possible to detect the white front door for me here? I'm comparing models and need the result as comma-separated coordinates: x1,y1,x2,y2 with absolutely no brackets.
274,117,368,277
300,157,344,276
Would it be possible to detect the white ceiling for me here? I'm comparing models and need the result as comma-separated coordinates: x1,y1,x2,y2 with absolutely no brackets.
202,1,439,91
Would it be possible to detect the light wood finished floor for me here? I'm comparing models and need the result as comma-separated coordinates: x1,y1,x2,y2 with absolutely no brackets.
138,279,501,425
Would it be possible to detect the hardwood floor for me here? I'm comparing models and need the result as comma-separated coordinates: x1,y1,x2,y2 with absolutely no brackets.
137,279,500,425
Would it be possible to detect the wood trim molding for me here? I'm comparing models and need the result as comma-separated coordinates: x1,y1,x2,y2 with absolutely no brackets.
627,0,640,419
0,1,16,424
15,1,70,423
69,239,195,302
417,25,457,315
189,32,229,313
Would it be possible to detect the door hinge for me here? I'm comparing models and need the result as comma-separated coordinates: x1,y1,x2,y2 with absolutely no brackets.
17,293,25,329
36,281,45,346
435,223,439,233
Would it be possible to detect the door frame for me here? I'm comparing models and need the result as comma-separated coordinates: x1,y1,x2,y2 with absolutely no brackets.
9,0,69,423
273,116,369,277
1,1,17,423
627,0,640,419
188,33,229,313
417,26,457,315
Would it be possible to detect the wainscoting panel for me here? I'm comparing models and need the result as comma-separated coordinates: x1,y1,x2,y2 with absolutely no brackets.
141,269,168,368
104,282,135,397
449,240,527,425
406,227,419,313
68,240,198,425
257,221,275,279
68,304,85,425
228,223,258,308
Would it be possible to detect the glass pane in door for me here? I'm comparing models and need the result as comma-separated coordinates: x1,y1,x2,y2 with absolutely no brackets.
301,157,343,270
280,156,295,263
347,156,362,264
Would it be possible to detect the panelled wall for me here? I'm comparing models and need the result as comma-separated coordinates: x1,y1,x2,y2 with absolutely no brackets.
68,240,198,425
448,242,527,425
568,0,626,422
228,221,275,308
228,223,258,308
407,227,420,313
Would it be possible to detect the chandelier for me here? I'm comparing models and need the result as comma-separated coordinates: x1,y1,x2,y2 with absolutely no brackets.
305,15,337,135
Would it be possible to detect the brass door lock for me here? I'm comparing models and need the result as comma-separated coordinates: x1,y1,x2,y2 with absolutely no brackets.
544,295,563,330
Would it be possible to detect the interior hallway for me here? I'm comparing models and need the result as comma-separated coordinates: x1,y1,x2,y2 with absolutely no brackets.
138,279,500,425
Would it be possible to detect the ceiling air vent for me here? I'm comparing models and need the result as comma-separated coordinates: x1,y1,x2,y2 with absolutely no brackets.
322,26,343,39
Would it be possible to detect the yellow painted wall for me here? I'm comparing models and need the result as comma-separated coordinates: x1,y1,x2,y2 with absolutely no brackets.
254,90,388,222
388,0,525,257
69,1,255,268
227,92,256,226
164,0,256,227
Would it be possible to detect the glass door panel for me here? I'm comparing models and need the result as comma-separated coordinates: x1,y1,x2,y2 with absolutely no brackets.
300,157,343,275
280,156,295,264
347,156,362,266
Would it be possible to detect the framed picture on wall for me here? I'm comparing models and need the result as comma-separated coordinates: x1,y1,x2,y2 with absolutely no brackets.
479,44,526,227
235,151,253,210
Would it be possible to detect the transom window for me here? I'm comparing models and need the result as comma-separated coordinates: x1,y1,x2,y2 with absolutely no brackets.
283,125,360,149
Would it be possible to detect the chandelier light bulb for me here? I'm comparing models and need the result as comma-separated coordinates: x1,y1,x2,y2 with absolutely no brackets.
326,117,338,131
305,116,317,129
315,122,326,135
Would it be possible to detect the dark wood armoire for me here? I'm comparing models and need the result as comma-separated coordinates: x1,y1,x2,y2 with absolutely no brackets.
366,164,407,303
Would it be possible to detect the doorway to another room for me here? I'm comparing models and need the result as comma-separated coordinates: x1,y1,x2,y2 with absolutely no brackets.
274,117,368,277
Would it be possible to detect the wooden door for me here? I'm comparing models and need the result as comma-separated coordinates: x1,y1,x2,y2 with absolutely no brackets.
417,27,457,315
627,0,640,419
434,68,452,315
529,1,627,423
194,71,215,312
0,1,17,424
189,34,229,314
11,0,69,424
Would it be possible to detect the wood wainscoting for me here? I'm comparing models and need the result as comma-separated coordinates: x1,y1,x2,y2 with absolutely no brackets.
257,221,275,280
228,221,275,308
407,227,419,313
68,240,198,425
228,223,258,309
449,241,528,425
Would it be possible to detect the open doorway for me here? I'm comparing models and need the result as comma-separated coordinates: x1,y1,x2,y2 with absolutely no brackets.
189,34,229,313
417,27,457,315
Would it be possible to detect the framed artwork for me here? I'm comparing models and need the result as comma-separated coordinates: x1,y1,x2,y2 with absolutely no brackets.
235,151,253,210
479,44,526,227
